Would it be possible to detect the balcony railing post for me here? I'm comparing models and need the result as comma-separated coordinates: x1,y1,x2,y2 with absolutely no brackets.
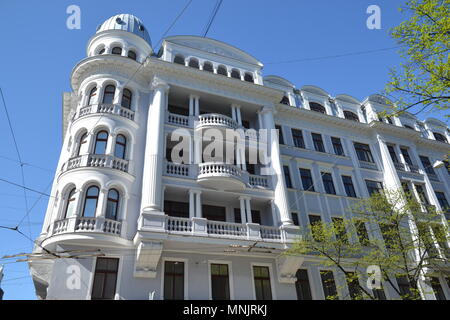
246,223,261,241
192,217,208,236
281,225,301,243
67,216,77,233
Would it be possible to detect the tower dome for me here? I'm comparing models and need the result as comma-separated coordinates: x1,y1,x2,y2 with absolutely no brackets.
96,14,151,46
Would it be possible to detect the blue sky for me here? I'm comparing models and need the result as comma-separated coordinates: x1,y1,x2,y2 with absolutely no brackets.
0,0,446,299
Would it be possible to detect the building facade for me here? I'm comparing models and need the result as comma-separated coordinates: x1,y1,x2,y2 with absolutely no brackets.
29,14,450,300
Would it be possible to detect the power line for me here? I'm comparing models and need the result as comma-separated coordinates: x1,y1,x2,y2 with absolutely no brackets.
265,46,402,65
0,154,53,173
202,0,223,37
0,177,53,198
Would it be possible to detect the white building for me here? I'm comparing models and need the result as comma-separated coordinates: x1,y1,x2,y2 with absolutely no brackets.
29,14,450,300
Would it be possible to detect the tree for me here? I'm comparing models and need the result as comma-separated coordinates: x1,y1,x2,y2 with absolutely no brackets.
385,0,450,118
287,188,450,300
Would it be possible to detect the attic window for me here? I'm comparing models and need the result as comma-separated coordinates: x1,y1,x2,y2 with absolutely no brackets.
280,96,290,105
139,25,145,31
116,17,123,24
343,110,359,122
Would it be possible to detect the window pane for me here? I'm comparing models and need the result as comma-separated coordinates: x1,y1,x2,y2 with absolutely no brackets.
295,269,312,300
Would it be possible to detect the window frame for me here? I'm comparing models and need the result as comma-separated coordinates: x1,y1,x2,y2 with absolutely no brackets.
161,258,188,300
312,133,325,153
292,128,305,149
105,189,120,220
321,172,336,195
121,88,132,109
341,175,357,198
208,260,234,300
102,85,116,104
82,185,100,217
94,130,109,155
114,134,127,159
90,257,120,300
299,168,315,191
331,137,345,156
251,263,276,300
354,142,374,163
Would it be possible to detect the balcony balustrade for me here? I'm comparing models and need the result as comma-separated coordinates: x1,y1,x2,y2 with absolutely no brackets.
394,162,406,171
358,160,378,171
197,113,239,130
157,215,293,243
164,161,271,189
60,154,129,174
77,104,135,121
49,216,122,236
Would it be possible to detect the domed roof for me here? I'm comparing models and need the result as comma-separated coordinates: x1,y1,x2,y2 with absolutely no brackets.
96,14,151,46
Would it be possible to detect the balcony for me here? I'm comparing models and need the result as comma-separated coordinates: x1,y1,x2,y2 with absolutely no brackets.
77,104,135,121
358,160,378,171
49,216,122,237
165,161,271,190
142,214,296,243
196,113,239,130
61,154,129,174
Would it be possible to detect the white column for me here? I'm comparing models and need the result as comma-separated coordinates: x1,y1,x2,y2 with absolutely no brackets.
260,106,293,225
105,133,115,156
195,96,200,116
189,190,195,218
141,77,170,213
239,197,247,223
376,134,402,190
189,94,195,116
195,191,202,217
97,188,108,217
245,198,252,223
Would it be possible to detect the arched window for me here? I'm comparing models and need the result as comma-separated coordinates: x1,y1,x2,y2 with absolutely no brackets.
280,96,290,105
102,85,115,104
433,132,448,143
203,62,213,72
63,188,77,218
217,65,227,76
244,73,254,82
82,186,99,217
87,87,97,106
231,69,240,79
77,132,88,156
114,134,127,159
121,88,132,109
112,47,122,55
105,189,120,220
188,58,199,69
94,131,108,154
98,48,105,55
127,50,137,60
174,55,185,65
309,102,326,114
343,110,359,122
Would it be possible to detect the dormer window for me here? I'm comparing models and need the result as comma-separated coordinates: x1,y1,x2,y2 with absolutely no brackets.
433,132,448,143
280,96,290,105
203,62,213,72
112,47,122,55
309,102,326,114
343,111,359,122
244,72,254,83
188,58,199,69
174,54,185,65
404,125,415,130
217,65,227,76
127,50,137,61
98,48,105,55
231,69,240,79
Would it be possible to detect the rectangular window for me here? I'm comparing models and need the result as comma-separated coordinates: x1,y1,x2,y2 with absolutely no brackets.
332,217,348,243
387,145,399,163
331,137,344,156
300,168,315,191
309,215,322,242
435,191,450,212
295,269,312,300
91,258,119,300
373,285,387,300
443,160,450,175
341,175,356,197
380,223,400,250
345,272,362,300
211,264,230,300
400,147,413,165
320,271,338,300
292,129,305,149
253,266,272,300
414,184,429,205
203,205,226,221
354,142,374,163
312,133,325,152
366,180,383,196
234,208,242,223
291,212,299,226
275,125,284,145
429,277,446,300
420,156,435,175
355,220,370,246
164,261,185,300
283,165,293,188
322,172,336,195
251,210,261,224
396,276,413,300
164,200,189,218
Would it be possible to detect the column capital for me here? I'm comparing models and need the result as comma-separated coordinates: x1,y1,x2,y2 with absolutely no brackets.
151,77,170,92
238,195,251,201
258,105,275,115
